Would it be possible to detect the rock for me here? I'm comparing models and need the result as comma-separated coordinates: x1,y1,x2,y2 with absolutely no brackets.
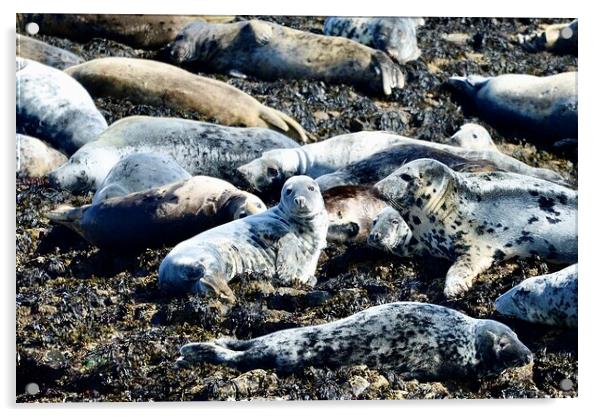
441,33,470,46
313,110,329,121
349,375,370,397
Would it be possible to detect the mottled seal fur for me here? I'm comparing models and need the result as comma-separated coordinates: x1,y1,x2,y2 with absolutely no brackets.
323,186,388,244
17,14,235,49
159,176,328,298
518,19,577,56
16,34,83,69
46,176,266,255
169,19,404,95
323,17,424,64
92,152,191,204
374,158,577,299
64,57,306,142
368,207,424,257
495,264,577,328
16,57,108,155
48,116,299,194
178,302,533,380
448,72,577,143
16,134,67,178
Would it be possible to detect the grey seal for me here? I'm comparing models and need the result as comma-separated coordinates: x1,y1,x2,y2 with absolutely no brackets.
158,176,328,299
47,116,300,194
169,19,404,95
178,302,533,380
16,34,83,69
374,158,577,299
16,57,108,155
16,134,67,178
368,207,424,257
323,17,424,64
495,264,577,328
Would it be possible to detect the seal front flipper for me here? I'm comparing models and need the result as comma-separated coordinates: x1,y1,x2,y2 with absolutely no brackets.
259,107,309,143
372,51,404,95
275,233,315,286
443,255,493,299
200,272,237,304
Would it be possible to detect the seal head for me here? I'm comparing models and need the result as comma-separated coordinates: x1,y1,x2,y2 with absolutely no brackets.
475,320,533,376
368,207,413,254
447,123,496,151
279,175,324,219
238,149,301,194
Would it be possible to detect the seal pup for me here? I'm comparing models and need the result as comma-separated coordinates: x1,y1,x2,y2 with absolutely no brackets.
323,17,424,64
178,302,533,380
367,207,424,257
518,19,577,56
159,176,328,297
169,19,404,95
323,186,388,244
48,116,300,194
448,72,577,143
374,158,577,299
17,14,235,49
64,57,306,142
495,264,577,328
16,57,108,155
16,34,83,69
92,152,191,204
46,176,266,253
16,134,67,178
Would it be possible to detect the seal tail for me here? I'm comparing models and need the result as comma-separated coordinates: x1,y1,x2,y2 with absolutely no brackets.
177,340,243,367
373,51,405,95
260,107,309,143
45,204,86,237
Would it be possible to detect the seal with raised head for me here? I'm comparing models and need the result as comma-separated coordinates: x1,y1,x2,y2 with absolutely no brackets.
64,57,306,142
518,19,577,56
46,176,266,255
323,17,424,64
168,19,404,95
159,176,328,297
17,13,235,49
16,57,108,155
495,264,577,328
92,152,191,204
16,134,67,178
323,185,388,244
16,34,83,69
444,123,497,151
448,72,577,143
48,116,300,194
374,158,577,299
367,206,424,257
178,301,533,380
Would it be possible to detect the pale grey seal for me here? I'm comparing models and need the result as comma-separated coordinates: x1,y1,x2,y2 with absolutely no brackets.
16,134,67,178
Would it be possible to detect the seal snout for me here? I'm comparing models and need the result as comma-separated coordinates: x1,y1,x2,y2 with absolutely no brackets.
294,195,307,209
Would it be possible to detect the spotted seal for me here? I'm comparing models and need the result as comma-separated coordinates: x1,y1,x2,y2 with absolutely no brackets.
16,134,67,178
17,14,235,49
178,301,533,380
518,19,577,56
46,176,266,254
92,152,191,204
16,34,83,69
159,176,328,299
367,207,424,257
64,57,306,142
16,57,108,155
374,158,577,299
323,17,424,64
495,264,577,328
448,72,577,143
168,19,404,95
323,186,388,244
47,116,300,194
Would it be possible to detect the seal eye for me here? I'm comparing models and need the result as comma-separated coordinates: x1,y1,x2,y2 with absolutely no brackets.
472,133,478,139
308,185,315,191
337,210,343,219
285,187,293,195
372,218,378,225
400,173,413,182
391,219,399,225
267,167,279,178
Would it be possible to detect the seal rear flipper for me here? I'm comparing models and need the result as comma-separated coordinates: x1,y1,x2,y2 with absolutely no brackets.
178,341,242,367
443,255,493,299
45,204,87,237
372,51,404,95
260,107,309,143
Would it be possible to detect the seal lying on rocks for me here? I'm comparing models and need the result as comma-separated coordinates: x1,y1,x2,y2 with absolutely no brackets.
16,58,107,155
16,34,83,69
168,19,404,95
64,58,306,142
368,207,424,257
48,116,299,194
46,176,266,253
448,72,577,143
495,264,577,328
518,19,577,56
159,176,328,298
16,134,67,178
323,17,424,64
374,158,577,299
92,152,191,204
178,301,533,380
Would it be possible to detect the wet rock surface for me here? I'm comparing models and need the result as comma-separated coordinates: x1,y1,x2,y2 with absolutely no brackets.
16,16,577,402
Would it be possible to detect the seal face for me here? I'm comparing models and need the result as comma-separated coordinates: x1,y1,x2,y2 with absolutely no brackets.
367,207,423,257
92,152,191,204
48,116,300,194
158,176,328,299
178,302,533,380
46,176,267,252
495,264,577,327
448,72,578,143
16,34,83,69
323,17,424,64
445,123,497,151
374,158,577,299
169,19,404,95
16,133,67,178
16,58,108,155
